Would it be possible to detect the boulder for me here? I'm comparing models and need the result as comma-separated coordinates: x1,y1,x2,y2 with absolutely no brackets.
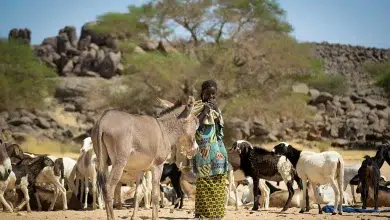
292,83,309,95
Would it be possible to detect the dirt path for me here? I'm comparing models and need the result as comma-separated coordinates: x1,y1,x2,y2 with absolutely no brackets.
2,202,390,220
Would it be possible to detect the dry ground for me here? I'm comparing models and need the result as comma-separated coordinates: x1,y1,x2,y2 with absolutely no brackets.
1,140,390,220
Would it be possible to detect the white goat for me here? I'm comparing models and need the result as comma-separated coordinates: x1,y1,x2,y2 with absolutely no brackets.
225,165,241,210
316,184,352,206
343,164,360,204
72,137,151,210
68,137,102,210
273,142,345,215
114,170,153,209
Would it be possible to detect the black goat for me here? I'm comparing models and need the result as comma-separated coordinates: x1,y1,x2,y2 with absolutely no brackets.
349,144,390,198
159,163,184,209
351,155,380,210
11,156,55,211
230,140,303,212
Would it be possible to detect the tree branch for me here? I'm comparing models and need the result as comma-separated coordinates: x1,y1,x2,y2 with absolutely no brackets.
215,21,226,44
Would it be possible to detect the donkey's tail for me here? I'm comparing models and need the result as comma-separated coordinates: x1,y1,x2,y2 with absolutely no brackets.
94,110,110,201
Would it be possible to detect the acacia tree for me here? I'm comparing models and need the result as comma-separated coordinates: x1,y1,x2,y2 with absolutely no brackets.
148,0,292,45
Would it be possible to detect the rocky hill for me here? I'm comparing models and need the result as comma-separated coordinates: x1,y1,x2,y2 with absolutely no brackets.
2,25,390,149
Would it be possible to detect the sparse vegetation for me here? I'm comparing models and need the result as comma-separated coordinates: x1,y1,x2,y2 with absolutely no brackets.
0,39,56,111
364,61,390,97
305,72,348,95
293,59,349,95
90,0,321,120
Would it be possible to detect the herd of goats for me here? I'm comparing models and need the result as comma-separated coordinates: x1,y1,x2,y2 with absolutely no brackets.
0,96,389,220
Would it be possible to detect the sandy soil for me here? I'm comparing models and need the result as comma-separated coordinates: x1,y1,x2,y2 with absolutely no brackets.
1,201,390,220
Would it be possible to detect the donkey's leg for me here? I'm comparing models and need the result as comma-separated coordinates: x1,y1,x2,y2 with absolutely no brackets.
106,163,126,220
151,164,164,220
92,179,97,210
114,183,121,209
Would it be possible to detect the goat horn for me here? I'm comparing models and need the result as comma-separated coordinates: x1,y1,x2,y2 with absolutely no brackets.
245,141,253,149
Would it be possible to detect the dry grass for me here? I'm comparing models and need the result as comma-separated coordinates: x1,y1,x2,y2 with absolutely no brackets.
48,106,80,128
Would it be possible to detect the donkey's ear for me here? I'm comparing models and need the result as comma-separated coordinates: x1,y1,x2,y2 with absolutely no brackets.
156,97,175,108
177,96,195,119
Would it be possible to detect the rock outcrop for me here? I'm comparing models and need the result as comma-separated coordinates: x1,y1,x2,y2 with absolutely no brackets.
8,28,31,44
34,24,123,79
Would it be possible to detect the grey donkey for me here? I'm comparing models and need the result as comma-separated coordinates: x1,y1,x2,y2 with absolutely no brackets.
92,96,199,220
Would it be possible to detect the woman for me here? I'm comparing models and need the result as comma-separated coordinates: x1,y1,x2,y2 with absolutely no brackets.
193,80,229,219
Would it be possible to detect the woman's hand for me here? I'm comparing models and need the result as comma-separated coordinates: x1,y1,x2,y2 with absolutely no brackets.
202,102,211,113
207,99,218,110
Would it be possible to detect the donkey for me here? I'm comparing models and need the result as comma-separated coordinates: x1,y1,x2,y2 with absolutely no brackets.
92,96,199,220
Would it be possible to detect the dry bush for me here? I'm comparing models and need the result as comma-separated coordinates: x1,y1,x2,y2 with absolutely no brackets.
364,61,390,98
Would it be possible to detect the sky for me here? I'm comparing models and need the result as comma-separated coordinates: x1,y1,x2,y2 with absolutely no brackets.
0,0,389,48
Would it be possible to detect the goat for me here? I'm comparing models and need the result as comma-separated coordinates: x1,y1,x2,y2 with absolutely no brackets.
357,155,380,210
343,164,360,204
53,157,76,190
68,137,102,210
114,170,153,210
230,140,303,212
0,139,13,212
225,163,240,211
10,156,56,212
272,142,344,215
5,143,67,211
356,176,390,207
159,163,184,209
315,184,353,206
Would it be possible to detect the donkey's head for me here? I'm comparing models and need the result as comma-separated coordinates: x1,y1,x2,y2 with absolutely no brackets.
176,96,199,159
0,139,12,181
81,137,93,153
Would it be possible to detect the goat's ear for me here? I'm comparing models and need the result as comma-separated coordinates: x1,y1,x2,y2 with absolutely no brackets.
0,138,3,145
239,141,253,154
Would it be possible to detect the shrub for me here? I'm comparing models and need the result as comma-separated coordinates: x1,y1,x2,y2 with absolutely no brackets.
0,40,56,111
101,51,201,114
364,61,390,97
223,88,314,124
305,72,348,95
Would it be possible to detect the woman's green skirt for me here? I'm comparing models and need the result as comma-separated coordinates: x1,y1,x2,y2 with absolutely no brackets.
195,174,226,218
